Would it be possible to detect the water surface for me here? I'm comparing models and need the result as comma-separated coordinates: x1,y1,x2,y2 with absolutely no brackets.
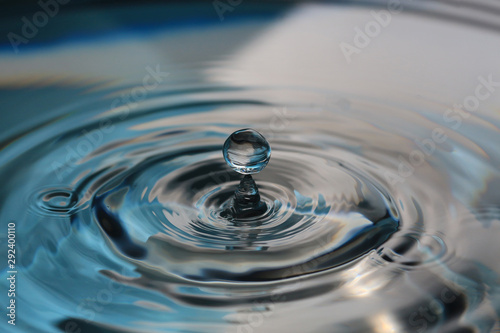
0,1,500,332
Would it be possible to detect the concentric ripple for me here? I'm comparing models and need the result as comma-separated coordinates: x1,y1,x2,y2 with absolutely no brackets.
31,187,79,216
92,136,399,281
2,83,499,332
1,1,500,332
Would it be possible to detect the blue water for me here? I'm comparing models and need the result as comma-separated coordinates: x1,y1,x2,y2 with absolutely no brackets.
1,1,500,332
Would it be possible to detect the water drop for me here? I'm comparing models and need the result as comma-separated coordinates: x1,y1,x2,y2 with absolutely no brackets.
223,128,271,175
221,129,270,219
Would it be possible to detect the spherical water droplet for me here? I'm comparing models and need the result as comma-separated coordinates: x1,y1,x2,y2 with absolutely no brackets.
223,128,271,175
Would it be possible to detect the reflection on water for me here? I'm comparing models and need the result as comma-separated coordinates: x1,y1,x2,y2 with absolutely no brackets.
0,1,500,332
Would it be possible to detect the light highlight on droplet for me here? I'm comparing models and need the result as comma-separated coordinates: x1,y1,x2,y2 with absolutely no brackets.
222,128,271,175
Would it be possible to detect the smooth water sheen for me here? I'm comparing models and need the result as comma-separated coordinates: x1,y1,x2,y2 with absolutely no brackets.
1,1,500,333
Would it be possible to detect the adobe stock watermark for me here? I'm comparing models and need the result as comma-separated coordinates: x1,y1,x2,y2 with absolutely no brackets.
51,65,169,181
236,235,332,333
7,0,70,53
259,106,297,142
339,0,411,64
384,74,500,186
236,296,281,333
408,286,460,332
62,270,129,333
213,0,243,21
